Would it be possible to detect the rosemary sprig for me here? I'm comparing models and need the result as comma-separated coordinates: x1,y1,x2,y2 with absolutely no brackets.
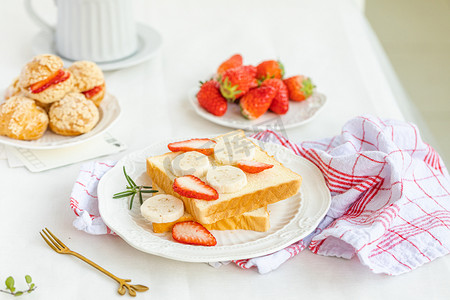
113,166,158,209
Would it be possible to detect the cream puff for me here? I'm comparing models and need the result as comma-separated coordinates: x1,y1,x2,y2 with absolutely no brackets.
18,54,74,104
48,92,99,136
0,95,49,140
68,61,106,106
4,77,22,100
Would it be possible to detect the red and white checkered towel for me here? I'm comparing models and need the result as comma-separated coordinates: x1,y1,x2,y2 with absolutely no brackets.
70,115,450,275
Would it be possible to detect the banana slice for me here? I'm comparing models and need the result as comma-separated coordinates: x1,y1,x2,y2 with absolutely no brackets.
140,194,184,223
214,136,256,165
206,166,247,193
171,151,210,177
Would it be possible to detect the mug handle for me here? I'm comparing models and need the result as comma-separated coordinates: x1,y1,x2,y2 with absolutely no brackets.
24,0,54,32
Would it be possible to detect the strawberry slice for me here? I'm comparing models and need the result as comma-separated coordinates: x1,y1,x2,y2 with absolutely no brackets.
173,175,219,200
52,70,70,85
172,221,217,246
236,160,274,173
168,138,216,156
82,84,103,99
29,69,70,94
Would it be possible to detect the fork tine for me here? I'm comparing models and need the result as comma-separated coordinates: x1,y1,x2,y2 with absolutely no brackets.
40,232,59,252
44,228,67,249
42,229,62,251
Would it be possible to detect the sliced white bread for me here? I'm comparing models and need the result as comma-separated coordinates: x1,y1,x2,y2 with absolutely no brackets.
152,207,270,233
146,130,302,224
148,182,270,233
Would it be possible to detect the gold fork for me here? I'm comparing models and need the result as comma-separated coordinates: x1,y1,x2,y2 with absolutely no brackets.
40,228,149,297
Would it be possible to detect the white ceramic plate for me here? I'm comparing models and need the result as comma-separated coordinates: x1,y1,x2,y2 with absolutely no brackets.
97,137,331,262
0,93,121,149
188,88,327,131
31,23,163,71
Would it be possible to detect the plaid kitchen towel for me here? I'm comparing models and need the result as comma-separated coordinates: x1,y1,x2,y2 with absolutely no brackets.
71,160,116,235
235,115,450,275
70,115,450,275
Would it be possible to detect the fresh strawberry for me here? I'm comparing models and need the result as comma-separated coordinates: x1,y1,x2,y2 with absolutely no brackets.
261,78,289,114
168,138,216,155
242,65,257,78
173,175,219,200
256,60,284,81
172,221,217,246
196,80,227,116
219,65,255,102
283,75,315,101
52,70,71,85
29,69,70,93
217,54,243,75
236,160,274,173
239,85,276,120
82,84,104,99
242,65,258,88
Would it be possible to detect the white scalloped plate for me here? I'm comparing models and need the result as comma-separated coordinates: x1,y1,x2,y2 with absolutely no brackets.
0,92,121,149
98,138,331,262
188,88,327,131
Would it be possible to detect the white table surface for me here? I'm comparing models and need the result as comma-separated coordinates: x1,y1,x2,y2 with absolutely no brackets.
1,0,449,299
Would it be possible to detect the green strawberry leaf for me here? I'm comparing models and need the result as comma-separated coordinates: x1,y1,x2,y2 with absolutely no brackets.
277,60,285,78
301,77,315,98
219,77,241,102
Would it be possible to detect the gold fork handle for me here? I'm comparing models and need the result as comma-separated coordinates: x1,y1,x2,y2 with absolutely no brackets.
68,251,148,296
70,251,122,282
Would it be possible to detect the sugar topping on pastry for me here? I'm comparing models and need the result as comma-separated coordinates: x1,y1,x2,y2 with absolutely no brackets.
69,61,105,91
0,95,49,140
68,61,106,106
18,54,64,87
4,77,22,100
2,55,104,140
18,54,74,104
48,92,99,136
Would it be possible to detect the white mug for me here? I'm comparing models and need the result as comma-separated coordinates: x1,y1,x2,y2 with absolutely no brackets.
25,0,138,63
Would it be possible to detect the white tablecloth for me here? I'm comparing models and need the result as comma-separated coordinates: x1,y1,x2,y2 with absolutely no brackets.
1,0,449,299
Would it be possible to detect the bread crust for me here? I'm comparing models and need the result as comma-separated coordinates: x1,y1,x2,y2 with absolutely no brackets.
152,208,270,233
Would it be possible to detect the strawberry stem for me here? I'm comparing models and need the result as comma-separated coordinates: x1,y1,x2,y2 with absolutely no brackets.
219,77,242,102
301,77,315,98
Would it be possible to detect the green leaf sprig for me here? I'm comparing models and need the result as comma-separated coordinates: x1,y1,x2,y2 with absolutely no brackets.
113,166,158,209
1,275,36,296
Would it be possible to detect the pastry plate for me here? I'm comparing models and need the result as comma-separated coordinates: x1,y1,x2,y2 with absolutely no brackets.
31,23,163,71
0,92,121,150
98,137,331,262
188,88,327,131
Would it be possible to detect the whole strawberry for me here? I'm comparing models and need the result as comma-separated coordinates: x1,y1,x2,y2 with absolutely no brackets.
256,60,285,80
242,65,258,89
262,78,289,114
217,54,243,75
197,80,227,116
240,85,276,120
242,65,257,78
219,65,255,102
283,75,315,101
